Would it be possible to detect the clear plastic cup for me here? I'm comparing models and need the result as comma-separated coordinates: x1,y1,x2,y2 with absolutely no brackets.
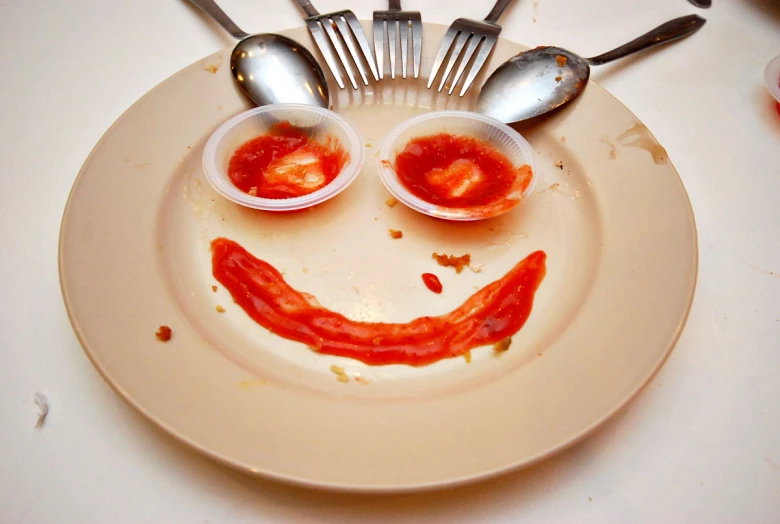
765,55,780,104
376,111,537,221
203,104,364,211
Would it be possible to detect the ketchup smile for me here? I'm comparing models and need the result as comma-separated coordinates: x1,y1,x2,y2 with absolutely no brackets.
211,238,546,366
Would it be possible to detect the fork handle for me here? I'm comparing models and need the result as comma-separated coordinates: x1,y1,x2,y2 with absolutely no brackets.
388,0,402,10
484,0,514,23
292,0,320,17
185,0,249,39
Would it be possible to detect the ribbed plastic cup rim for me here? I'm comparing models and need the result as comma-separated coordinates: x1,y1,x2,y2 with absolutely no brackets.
765,55,780,104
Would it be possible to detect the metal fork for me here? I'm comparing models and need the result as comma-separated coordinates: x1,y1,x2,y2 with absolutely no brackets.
427,0,515,96
292,0,379,90
372,1,422,79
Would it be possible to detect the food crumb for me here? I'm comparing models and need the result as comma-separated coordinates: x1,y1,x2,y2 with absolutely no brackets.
389,229,403,239
239,379,267,389
602,137,618,159
432,252,471,274
34,392,49,428
493,337,512,353
354,376,369,385
302,267,309,273
216,305,226,313
555,75,562,82
561,136,566,142
589,497,593,502
155,325,172,342
537,182,561,194
467,264,484,273
202,55,223,74
211,285,217,292
463,351,472,363
366,143,372,148
330,365,349,383
248,186,258,197
555,161,564,169
556,55,567,67
386,197,398,208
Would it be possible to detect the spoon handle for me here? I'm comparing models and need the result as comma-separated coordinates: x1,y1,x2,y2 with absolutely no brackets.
185,0,249,39
292,0,320,18
586,15,706,66
484,0,515,24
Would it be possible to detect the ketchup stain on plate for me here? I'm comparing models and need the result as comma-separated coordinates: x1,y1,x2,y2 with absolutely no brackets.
211,238,546,366
393,133,533,208
228,121,349,199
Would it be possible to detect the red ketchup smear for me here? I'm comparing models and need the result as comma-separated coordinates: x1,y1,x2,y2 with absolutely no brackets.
211,238,546,366
421,273,443,294
227,121,349,199
393,133,533,208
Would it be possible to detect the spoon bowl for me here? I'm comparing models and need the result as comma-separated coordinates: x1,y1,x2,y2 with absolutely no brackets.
477,15,706,124
230,34,329,108
187,0,329,108
477,46,590,123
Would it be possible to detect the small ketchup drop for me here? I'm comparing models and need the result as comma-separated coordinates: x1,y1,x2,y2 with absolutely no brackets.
421,273,443,294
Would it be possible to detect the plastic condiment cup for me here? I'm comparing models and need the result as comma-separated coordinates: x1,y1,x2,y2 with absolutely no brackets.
203,104,364,211
377,111,537,221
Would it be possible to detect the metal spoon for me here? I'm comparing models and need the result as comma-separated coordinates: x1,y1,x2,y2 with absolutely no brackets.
476,15,706,124
186,0,329,108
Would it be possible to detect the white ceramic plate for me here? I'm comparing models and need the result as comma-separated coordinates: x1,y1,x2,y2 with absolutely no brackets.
59,23,697,492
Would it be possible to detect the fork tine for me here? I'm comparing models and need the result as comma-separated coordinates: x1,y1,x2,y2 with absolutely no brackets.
373,17,384,80
344,13,379,81
437,31,470,92
387,17,397,79
427,26,458,89
333,15,369,86
459,35,496,96
306,19,345,89
321,17,358,89
399,18,409,79
448,35,482,94
411,16,422,78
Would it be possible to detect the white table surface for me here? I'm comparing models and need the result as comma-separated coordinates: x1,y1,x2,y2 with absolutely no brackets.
2,0,779,521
